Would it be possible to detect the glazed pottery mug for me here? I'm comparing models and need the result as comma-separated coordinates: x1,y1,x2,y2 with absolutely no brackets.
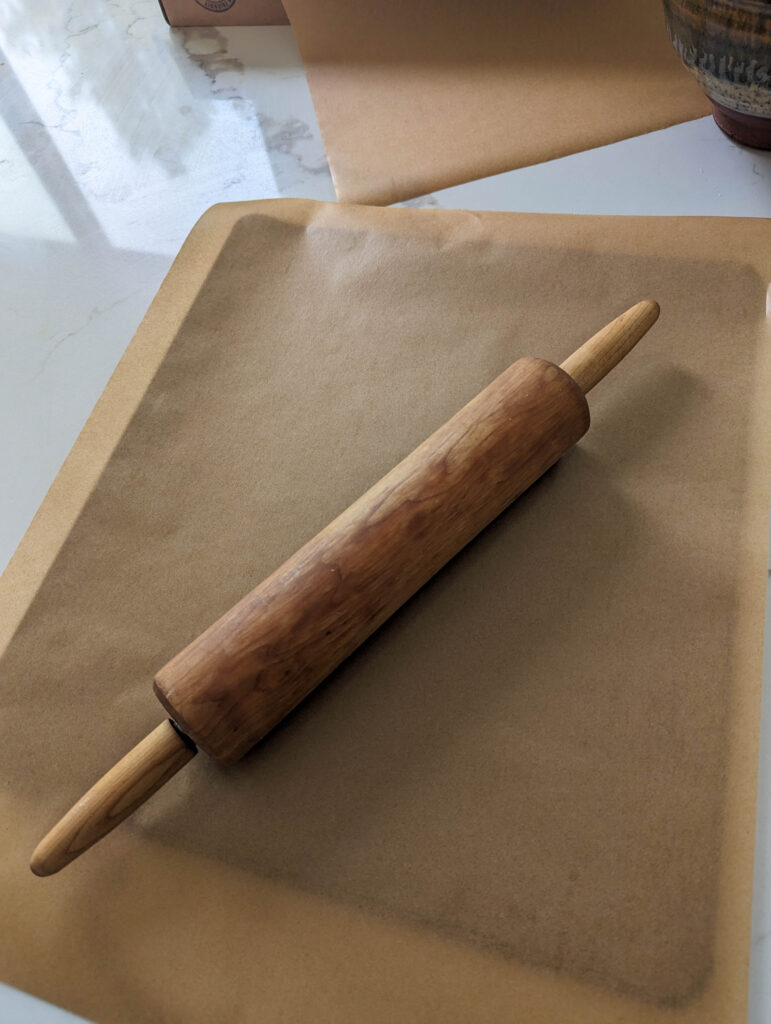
663,0,771,148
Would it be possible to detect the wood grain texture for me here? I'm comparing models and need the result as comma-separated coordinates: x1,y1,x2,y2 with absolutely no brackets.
30,721,195,876
560,300,660,394
154,357,589,762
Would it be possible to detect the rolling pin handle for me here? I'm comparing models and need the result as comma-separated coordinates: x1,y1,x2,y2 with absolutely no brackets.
560,300,659,394
30,720,196,877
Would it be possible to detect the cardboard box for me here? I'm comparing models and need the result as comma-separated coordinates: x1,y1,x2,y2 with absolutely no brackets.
158,0,288,27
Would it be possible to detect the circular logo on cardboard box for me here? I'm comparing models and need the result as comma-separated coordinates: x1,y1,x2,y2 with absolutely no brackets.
194,0,236,11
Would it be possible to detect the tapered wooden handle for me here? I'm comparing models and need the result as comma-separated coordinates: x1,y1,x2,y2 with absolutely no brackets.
30,721,195,877
560,300,659,393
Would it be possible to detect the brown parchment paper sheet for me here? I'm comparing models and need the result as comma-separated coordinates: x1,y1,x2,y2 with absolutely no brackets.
1,201,769,1024
281,0,710,205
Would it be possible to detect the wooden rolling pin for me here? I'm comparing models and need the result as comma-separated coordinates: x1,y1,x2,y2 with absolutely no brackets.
31,300,659,876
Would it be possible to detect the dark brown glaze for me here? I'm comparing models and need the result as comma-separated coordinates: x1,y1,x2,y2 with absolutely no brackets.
712,99,771,147
154,358,589,762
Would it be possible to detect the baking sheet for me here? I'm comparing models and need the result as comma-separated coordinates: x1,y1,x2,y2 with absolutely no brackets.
0,201,768,1023
281,0,711,205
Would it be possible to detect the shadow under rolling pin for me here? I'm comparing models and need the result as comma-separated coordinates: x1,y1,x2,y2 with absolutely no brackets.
31,300,660,876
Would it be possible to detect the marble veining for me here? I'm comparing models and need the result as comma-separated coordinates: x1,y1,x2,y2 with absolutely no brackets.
257,112,331,177
0,0,335,579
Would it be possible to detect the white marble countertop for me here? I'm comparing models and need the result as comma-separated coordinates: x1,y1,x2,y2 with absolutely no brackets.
1,2,770,1021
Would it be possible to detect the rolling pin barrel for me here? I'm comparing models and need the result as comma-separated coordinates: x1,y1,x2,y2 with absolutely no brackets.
154,357,589,762
31,300,660,875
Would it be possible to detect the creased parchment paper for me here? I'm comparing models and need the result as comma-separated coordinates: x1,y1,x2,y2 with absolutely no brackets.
281,0,710,205
1,201,769,1024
